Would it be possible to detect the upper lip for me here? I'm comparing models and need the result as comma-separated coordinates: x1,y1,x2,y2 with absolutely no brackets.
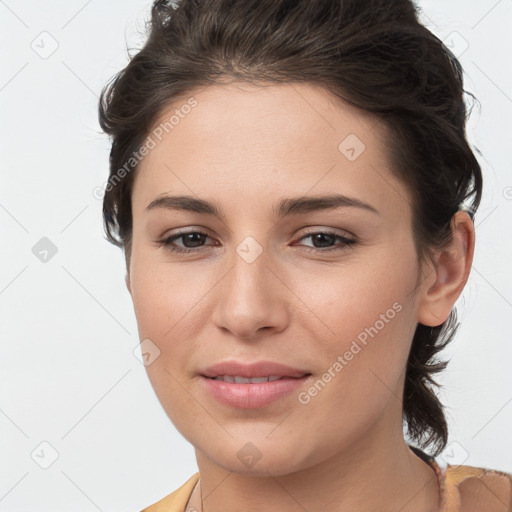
200,360,311,379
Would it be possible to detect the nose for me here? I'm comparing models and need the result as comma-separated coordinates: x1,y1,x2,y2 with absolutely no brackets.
211,241,289,340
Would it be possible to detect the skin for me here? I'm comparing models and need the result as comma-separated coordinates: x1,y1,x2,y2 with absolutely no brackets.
126,82,475,512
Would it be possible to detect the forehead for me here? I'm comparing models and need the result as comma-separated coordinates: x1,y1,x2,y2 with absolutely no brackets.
132,82,411,222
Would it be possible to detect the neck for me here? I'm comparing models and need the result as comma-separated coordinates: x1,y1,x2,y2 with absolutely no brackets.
188,409,440,512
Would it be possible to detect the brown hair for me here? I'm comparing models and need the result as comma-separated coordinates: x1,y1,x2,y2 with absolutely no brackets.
98,0,482,457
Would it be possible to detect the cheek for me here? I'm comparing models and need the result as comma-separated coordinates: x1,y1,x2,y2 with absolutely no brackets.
130,265,205,436
301,255,418,399
129,253,212,340
301,254,416,343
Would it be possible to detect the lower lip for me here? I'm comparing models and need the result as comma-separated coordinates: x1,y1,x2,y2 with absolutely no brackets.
200,375,311,409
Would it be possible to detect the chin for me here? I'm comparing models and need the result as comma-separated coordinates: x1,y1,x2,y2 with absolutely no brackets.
219,454,304,477
196,436,316,477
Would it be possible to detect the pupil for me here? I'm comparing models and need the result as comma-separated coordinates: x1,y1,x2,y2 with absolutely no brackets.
313,233,334,248
184,233,206,247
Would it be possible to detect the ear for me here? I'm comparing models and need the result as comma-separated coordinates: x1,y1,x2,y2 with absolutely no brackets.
417,210,475,327
125,272,132,296
124,249,132,295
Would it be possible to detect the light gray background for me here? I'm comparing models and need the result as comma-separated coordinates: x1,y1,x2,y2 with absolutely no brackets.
1,1,511,510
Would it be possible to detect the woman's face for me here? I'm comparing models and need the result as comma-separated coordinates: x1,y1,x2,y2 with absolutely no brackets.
127,82,435,475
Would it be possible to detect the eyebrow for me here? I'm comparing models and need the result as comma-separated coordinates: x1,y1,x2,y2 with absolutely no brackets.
145,193,380,219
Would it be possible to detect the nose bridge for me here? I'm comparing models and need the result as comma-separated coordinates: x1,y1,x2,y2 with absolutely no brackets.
212,233,288,338
229,233,275,312
233,234,270,292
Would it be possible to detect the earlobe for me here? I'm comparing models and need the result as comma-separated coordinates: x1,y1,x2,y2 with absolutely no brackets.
417,211,475,327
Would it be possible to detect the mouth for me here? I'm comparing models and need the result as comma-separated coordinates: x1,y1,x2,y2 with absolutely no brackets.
198,360,313,408
199,371,313,409
200,360,311,379
206,375,310,383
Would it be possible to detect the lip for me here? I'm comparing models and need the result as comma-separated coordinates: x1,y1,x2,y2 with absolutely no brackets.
200,360,310,379
200,375,311,408
199,360,312,409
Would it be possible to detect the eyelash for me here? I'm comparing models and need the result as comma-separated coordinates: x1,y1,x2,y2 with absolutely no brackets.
156,229,357,254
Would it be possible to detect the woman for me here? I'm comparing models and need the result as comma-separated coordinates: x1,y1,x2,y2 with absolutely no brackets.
98,0,512,510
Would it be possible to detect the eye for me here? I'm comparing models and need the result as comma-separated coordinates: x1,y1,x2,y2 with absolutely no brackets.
293,230,357,253
156,230,215,254
156,229,357,255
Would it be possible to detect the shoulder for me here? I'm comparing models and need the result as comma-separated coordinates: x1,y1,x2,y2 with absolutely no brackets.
441,463,512,512
140,473,200,512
